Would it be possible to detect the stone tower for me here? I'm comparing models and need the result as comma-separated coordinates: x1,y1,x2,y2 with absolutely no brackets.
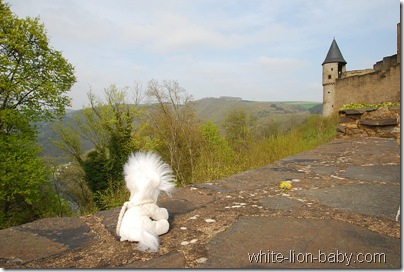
322,39,347,116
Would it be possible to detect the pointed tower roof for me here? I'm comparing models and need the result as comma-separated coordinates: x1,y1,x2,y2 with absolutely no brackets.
322,39,347,65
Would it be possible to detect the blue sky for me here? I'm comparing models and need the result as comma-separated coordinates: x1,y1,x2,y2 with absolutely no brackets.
5,0,400,109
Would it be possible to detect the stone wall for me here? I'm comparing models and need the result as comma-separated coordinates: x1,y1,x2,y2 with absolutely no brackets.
333,64,400,111
337,106,400,143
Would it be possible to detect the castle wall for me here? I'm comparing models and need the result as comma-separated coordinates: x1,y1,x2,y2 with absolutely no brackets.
345,69,374,77
373,54,398,71
324,23,400,115
333,64,400,110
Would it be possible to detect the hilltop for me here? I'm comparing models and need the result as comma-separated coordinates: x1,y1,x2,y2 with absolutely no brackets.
192,97,321,127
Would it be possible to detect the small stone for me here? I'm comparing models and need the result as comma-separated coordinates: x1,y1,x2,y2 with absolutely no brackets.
190,239,198,244
188,215,200,220
181,241,189,246
331,175,345,180
231,205,241,208
225,206,231,209
239,203,247,206
196,257,208,264
205,218,216,223
180,227,187,230
292,179,301,182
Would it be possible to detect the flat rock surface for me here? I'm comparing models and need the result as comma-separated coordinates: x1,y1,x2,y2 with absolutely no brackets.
260,196,304,210
1,137,400,268
340,165,400,183
296,183,400,220
203,216,400,268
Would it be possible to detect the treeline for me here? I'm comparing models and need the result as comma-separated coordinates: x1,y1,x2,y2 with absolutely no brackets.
51,81,338,214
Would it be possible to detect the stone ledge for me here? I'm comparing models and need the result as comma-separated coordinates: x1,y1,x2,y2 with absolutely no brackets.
337,106,400,140
358,118,398,126
1,137,400,269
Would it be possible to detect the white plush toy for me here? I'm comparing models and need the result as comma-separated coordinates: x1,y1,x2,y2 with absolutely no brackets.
116,151,175,252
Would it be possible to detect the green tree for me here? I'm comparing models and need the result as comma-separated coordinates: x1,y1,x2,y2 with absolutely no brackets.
146,80,202,185
0,1,76,228
194,121,235,182
53,85,142,209
0,129,72,228
222,108,250,150
0,1,76,130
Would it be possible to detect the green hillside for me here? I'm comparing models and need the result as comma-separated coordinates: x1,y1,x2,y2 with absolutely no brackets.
37,97,322,159
192,97,321,131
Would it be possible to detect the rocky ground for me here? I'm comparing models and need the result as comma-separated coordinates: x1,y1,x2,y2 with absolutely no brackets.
0,137,400,268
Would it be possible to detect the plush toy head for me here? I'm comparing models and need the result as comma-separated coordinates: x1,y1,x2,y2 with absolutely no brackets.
123,151,175,204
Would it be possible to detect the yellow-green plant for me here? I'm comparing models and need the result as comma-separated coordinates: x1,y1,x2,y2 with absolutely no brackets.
340,102,400,110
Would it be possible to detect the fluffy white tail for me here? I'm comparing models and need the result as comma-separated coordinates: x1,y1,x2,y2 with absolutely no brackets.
138,229,159,252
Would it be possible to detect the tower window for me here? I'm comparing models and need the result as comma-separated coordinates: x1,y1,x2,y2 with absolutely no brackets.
328,75,332,79
331,68,334,71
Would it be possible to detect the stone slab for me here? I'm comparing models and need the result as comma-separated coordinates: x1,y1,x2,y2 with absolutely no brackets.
353,138,399,157
96,207,121,239
260,196,304,210
202,217,400,268
216,165,306,191
311,166,338,175
0,228,68,264
359,118,398,126
296,184,400,220
339,109,366,115
341,165,400,183
0,217,96,264
14,217,96,250
192,183,233,193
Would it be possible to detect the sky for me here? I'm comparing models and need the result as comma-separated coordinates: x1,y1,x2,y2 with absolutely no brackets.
5,0,400,109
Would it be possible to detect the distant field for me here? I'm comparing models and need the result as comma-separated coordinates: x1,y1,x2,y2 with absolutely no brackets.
273,101,321,110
